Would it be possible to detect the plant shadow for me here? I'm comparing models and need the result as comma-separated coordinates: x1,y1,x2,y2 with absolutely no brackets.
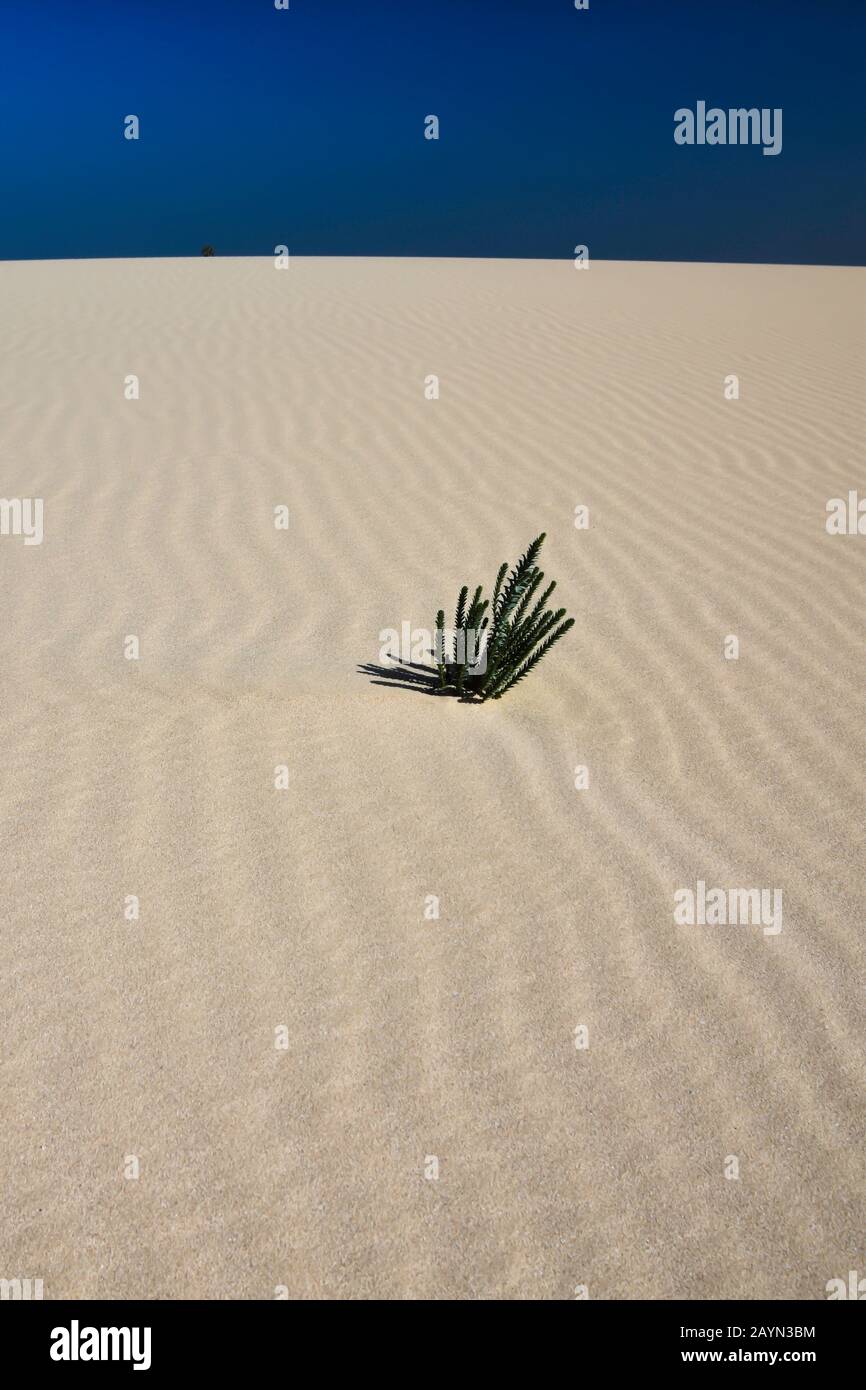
358,657,474,699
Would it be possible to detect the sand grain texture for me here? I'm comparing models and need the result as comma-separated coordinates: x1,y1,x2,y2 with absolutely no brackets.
0,257,863,1298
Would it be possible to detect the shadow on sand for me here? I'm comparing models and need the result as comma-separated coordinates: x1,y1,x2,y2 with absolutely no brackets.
358,658,476,699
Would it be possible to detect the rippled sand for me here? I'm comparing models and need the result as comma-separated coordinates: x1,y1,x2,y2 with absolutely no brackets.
1,256,863,1298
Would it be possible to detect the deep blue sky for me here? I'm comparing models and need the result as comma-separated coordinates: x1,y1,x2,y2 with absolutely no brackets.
1,0,863,263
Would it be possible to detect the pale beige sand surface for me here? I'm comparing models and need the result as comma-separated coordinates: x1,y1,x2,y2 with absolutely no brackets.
0,256,863,1299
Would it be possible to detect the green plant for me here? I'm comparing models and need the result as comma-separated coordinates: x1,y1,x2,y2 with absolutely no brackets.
434,533,574,700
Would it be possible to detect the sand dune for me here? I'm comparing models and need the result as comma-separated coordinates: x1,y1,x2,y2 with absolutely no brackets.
0,256,863,1298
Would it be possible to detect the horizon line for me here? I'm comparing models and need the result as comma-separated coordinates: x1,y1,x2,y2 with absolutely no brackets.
1,253,863,270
